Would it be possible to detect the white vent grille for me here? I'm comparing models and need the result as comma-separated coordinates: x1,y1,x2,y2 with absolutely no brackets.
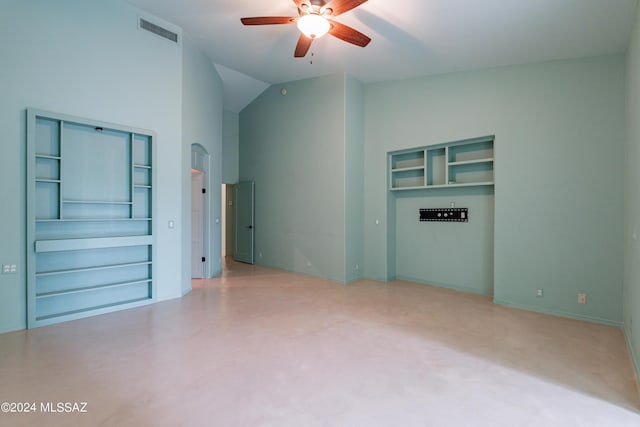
139,18,179,43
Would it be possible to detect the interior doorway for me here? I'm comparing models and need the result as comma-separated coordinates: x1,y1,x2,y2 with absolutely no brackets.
234,181,255,264
221,184,235,258
191,143,210,279
191,170,205,278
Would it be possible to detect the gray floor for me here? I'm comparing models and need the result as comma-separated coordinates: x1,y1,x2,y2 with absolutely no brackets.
1,259,639,426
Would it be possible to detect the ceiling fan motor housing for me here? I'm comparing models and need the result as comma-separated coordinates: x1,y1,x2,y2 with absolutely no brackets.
302,0,332,16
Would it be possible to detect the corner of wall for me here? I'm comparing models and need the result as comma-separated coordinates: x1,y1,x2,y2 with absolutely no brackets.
223,109,240,184
623,0,640,396
344,74,365,283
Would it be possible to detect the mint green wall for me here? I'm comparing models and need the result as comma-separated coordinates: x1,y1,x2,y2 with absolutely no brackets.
394,188,494,295
344,76,365,283
624,3,640,385
365,56,626,325
239,75,347,282
223,109,240,184
182,33,224,285
0,0,222,333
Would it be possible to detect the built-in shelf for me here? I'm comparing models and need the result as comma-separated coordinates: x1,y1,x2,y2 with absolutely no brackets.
63,200,133,205
36,279,152,299
27,109,155,328
35,297,151,322
36,218,152,223
36,261,152,277
448,158,494,167
389,136,495,191
391,165,425,173
35,235,153,253
425,181,495,189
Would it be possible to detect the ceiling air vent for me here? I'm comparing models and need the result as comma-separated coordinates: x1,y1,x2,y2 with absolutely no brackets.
139,17,179,43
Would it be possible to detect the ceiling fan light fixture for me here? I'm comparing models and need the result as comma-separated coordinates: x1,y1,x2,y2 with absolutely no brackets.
297,13,330,39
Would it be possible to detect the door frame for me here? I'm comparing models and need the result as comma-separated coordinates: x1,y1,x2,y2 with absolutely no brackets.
234,181,255,264
191,170,205,278
191,143,210,277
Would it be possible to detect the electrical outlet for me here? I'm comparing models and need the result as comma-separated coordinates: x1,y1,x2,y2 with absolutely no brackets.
536,289,543,297
578,293,587,304
2,264,17,274
355,264,360,271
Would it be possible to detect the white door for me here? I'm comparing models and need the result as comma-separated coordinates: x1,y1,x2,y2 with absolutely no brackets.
191,171,205,278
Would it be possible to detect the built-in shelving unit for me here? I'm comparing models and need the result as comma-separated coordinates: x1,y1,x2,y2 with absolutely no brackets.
389,135,494,190
27,109,155,328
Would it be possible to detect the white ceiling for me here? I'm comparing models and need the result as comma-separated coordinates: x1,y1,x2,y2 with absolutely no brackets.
125,0,639,112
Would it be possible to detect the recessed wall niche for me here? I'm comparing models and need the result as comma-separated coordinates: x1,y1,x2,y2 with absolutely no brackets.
26,109,155,328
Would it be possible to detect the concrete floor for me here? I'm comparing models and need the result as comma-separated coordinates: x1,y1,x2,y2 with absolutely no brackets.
1,259,639,426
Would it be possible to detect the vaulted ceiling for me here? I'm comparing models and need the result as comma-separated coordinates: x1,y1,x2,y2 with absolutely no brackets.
125,0,639,112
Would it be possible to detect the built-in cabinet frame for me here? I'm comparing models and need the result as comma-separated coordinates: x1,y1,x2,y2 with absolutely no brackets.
389,135,495,191
26,109,156,328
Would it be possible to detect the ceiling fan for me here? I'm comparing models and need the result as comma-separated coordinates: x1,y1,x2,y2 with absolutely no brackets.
241,0,371,58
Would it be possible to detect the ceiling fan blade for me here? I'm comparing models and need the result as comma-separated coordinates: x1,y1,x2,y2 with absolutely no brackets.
294,34,313,57
241,17,296,26
321,0,368,17
328,21,371,47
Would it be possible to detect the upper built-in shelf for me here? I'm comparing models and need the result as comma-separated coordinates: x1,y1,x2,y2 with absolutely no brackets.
448,158,494,167
389,135,495,191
